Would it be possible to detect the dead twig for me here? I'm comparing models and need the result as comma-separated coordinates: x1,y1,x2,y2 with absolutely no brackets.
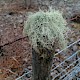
12,57,20,64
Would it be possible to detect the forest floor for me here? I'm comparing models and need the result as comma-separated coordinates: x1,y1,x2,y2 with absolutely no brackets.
0,2,80,80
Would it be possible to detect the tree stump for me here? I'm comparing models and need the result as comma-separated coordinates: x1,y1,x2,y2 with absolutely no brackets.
32,47,54,80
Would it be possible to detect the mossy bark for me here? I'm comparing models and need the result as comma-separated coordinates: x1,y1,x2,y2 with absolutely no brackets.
32,47,54,80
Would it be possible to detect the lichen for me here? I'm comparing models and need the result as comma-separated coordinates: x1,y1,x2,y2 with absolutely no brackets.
23,10,69,50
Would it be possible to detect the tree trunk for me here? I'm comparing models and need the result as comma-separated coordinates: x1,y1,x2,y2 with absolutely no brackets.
32,48,54,80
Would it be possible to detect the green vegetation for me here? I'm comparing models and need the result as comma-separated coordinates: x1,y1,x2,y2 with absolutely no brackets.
24,9,69,50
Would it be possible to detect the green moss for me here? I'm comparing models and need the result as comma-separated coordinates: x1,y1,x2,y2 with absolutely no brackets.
23,10,69,50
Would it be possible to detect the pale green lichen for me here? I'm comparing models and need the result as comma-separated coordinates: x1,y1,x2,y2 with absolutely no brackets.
23,10,69,50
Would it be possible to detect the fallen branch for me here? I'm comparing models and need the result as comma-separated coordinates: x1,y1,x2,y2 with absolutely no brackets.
0,36,28,48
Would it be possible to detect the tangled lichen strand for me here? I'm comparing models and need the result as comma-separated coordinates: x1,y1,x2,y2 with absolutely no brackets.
24,10,69,50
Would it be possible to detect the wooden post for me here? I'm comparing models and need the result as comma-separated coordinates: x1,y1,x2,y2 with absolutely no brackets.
23,10,68,80
32,46,54,80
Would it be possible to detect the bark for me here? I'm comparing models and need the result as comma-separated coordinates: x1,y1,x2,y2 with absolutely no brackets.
32,47,54,80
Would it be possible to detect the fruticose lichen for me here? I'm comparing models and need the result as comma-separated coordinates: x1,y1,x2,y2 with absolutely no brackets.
23,10,69,50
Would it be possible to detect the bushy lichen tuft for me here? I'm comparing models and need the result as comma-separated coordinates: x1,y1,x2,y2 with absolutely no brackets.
23,10,69,50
